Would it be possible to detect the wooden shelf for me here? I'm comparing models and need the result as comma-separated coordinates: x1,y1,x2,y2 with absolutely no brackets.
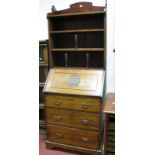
39,103,44,109
39,63,48,67
39,129,46,134
47,11,105,18
50,29,104,34
39,83,45,87
39,44,47,47
39,120,46,127
51,48,104,52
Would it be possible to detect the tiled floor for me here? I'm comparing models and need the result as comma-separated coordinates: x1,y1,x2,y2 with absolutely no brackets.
39,134,88,155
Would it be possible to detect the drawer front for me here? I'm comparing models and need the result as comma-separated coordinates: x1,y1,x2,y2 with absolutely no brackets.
47,125,99,149
44,95,101,112
46,108,100,131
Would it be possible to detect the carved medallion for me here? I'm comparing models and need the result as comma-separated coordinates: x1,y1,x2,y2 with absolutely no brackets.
67,74,80,86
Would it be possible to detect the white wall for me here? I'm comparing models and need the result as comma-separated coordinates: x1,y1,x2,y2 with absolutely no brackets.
39,0,105,40
106,0,115,93
39,0,114,93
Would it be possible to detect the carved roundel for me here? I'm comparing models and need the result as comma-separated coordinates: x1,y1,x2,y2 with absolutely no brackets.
68,74,80,86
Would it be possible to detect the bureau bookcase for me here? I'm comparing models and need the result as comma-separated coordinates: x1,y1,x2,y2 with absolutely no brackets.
43,2,106,155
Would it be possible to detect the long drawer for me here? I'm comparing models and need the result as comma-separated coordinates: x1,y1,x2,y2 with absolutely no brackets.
46,125,99,149
45,108,100,131
44,95,101,112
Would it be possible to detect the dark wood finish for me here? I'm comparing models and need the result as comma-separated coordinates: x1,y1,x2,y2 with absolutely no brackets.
48,10,104,18
47,2,104,17
39,67,48,83
103,93,115,155
39,40,49,65
39,40,50,133
51,33,104,48
47,2,105,69
50,29,104,34
44,2,106,154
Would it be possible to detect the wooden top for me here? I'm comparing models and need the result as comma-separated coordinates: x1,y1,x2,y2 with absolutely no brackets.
103,93,115,114
43,68,105,97
47,2,105,18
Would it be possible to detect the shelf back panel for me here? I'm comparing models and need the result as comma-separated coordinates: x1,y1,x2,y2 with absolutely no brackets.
51,32,104,48
49,14,104,31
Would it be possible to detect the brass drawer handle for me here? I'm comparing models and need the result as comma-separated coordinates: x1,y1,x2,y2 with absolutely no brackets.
81,103,89,109
54,100,61,106
54,115,63,121
81,137,89,142
55,133,63,138
81,119,89,125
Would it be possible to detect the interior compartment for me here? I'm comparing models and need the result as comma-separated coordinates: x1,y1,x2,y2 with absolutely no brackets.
89,52,104,68
39,86,44,103
39,67,48,83
50,14,104,31
52,32,104,48
39,108,45,121
52,51,66,67
68,51,86,67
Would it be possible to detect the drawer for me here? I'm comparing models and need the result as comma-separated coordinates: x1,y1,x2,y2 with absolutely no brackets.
44,95,101,112
46,108,100,131
46,125,99,149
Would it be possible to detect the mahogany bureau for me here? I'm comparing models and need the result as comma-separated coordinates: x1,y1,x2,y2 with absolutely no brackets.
43,68,105,155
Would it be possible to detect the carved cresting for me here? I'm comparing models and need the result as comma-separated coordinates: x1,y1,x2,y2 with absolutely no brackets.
50,2,104,15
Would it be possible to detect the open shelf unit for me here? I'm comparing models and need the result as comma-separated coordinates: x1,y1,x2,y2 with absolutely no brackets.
47,4,106,69
45,2,107,155
39,40,50,133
